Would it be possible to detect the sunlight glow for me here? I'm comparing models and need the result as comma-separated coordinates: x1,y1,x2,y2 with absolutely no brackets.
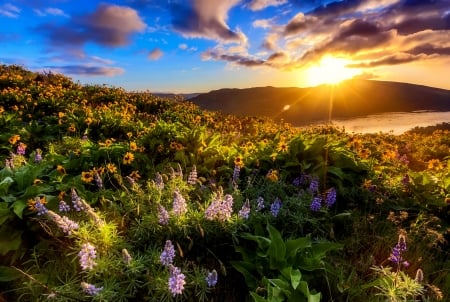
305,56,360,86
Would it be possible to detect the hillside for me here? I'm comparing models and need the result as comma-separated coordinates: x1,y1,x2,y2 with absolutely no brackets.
189,80,450,126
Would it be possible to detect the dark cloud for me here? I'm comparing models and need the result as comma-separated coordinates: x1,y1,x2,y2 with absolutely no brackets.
203,49,266,67
338,19,382,38
347,53,429,67
170,0,244,42
283,13,308,36
35,4,146,49
44,65,125,76
408,44,450,56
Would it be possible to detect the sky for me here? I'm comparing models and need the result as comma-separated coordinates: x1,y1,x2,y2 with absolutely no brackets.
1,0,449,93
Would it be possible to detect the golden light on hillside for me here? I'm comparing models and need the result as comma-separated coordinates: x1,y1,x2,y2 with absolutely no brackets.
305,56,360,86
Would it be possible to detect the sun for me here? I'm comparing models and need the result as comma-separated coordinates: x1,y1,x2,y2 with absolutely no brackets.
304,56,360,86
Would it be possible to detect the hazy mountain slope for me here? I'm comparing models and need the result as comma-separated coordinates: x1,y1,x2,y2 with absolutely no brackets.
189,80,450,126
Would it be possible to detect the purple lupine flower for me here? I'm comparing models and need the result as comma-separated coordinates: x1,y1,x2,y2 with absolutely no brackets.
206,269,218,287
256,196,265,211
16,143,26,155
34,151,43,163
389,234,407,264
205,194,234,222
401,174,410,186
310,196,322,212
71,189,85,212
238,199,251,219
270,198,282,217
155,172,164,190
325,187,337,208
398,154,409,165
94,173,103,189
232,165,240,182
81,282,103,296
35,197,48,216
59,216,79,235
158,205,170,225
172,189,187,216
160,240,176,266
168,265,186,296
187,165,197,185
309,178,319,193
78,243,97,271
59,200,71,213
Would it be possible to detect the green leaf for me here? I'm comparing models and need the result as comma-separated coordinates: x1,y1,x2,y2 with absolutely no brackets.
0,176,14,196
250,292,268,302
0,203,12,225
308,292,321,302
0,225,22,255
269,278,290,291
267,224,286,269
0,266,22,282
12,199,27,219
285,235,311,261
1,194,16,203
290,269,302,290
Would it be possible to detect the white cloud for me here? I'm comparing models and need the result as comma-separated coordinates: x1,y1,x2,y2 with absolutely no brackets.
0,3,21,18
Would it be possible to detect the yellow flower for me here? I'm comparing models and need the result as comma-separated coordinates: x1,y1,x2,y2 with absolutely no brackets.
234,156,244,168
129,170,141,181
85,117,93,126
81,171,94,183
58,112,65,118
56,165,66,174
277,141,288,153
266,169,279,182
123,152,134,165
68,124,76,132
33,179,43,185
0,106,4,114
9,134,20,145
27,196,47,212
129,141,138,151
106,163,117,173
428,159,443,171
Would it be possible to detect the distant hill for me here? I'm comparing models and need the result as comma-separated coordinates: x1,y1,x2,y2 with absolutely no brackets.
153,92,200,100
189,80,450,126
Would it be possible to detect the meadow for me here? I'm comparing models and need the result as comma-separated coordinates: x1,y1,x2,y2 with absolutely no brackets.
0,64,449,301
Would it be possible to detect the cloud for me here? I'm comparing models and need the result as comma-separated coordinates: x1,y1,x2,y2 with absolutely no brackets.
202,48,266,67
170,0,246,42
179,43,198,51
252,18,274,29
44,65,125,76
36,4,146,49
0,3,21,18
148,48,163,60
34,7,69,17
347,53,430,68
246,0,288,11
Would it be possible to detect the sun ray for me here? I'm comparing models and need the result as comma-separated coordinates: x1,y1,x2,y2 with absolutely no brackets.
304,56,360,86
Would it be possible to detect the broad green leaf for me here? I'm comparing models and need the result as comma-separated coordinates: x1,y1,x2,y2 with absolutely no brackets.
267,224,286,269
269,278,290,291
0,266,22,282
290,269,302,290
286,236,311,261
0,203,12,225
0,176,14,196
12,199,27,219
250,292,268,302
1,194,16,203
308,292,321,302
0,225,22,255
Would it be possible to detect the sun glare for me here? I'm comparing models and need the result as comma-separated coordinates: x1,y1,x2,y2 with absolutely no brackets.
305,56,360,86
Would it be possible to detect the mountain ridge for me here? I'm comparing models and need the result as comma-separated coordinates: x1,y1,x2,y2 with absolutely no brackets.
188,80,450,126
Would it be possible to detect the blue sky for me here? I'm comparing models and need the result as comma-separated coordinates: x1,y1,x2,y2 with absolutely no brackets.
1,0,449,92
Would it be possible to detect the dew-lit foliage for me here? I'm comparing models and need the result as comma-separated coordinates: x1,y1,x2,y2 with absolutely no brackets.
0,65,448,301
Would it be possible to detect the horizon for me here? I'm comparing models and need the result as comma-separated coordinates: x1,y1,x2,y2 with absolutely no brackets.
1,0,449,93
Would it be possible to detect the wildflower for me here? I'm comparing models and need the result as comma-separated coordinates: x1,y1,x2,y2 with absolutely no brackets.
16,142,27,155
28,197,48,215
160,240,176,266
206,269,218,287
33,179,43,185
155,172,164,190
256,196,265,211
56,165,66,174
238,199,251,219
427,159,443,171
205,194,234,222
270,198,282,217
8,134,20,145
81,171,94,183
129,141,138,151
234,156,244,168
81,282,103,296
59,200,71,212
94,172,103,189
266,169,279,182
389,234,407,264
325,187,337,208
58,216,79,235
128,170,141,181
68,124,76,132
309,178,319,193
401,174,410,186
34,149,43,163
106,163,117,174
172,189,187,216
158,205,170,225
123,152,134,165
277,141,288,152
85,117,93,126
187,165,198,185
78,243,97,271
232,165,240,182
71,189,85,212
122,248,132,265
310,196,322,212
168,265,186,297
